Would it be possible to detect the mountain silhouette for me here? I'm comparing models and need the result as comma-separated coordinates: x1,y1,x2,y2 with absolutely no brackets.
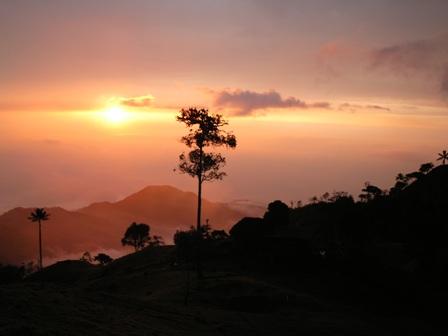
0,185,248,265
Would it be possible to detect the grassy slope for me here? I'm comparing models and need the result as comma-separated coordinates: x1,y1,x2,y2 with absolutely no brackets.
0,246,442,336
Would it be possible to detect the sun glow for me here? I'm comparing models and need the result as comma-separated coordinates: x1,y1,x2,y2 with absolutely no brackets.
103,106,128,123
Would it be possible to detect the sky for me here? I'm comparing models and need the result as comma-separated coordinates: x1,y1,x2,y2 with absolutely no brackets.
1,0,448,212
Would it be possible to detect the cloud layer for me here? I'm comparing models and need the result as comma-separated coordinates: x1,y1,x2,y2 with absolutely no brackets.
210,89,330,115
339,103,391,112
370,34,448,96
119,94,155,108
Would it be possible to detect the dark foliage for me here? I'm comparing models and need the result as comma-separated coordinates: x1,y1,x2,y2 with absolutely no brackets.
149,235,165,247
93,253,113,265
359,182,384,202
263,200,290,228
80,251,93,263
174,224,231,262
121,222,150,251
225,160,448,291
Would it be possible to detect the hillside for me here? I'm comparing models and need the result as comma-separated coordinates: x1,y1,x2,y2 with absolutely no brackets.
1,168,447,335
1,246,440,336
398,164,448,208
0,185,247,265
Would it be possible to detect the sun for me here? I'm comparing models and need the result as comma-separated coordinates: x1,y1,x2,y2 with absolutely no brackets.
103,106,128,123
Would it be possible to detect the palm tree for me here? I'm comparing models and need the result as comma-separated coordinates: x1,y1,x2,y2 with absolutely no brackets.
437,150,448,165
28,208,50,270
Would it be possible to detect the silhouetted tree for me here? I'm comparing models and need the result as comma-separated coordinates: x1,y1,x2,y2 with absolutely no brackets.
174,226,200,263
121,222,150,251
176,107,236,277
176,107,237,232
359,182,384,202
419,162,434,174
320,192,331,202
199,222,213,240
149,235,165,247
290,200,304,208
390,173,410,194
174,225,229,261
210,229,229,241
28,208,50,270
328,191,353,203
264,200,290,228
94,253,113,265
406,171,424,181
80,251,93,263
396,173,409,184
401,162,434,184
437,150,448,165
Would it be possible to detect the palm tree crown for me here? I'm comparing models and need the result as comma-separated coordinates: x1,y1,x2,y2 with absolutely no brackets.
437,150,448,165
28,208,50,222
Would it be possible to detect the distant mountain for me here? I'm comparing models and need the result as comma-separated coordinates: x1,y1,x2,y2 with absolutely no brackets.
0,185,249,265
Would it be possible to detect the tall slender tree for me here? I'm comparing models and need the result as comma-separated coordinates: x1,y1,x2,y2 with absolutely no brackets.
437,150,448,165
28,208,50,270
176,107,236,277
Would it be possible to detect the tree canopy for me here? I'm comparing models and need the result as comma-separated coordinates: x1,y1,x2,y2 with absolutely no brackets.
121,222,150,251
176,107,237,185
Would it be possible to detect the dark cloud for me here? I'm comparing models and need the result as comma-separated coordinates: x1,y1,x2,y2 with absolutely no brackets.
119,95,154,108
210,89,330,115
370,34,448,96
371,40,436,72
339,103,391,112
366,105,390,111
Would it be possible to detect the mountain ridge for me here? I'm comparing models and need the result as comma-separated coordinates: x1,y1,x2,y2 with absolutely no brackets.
0,185,255,265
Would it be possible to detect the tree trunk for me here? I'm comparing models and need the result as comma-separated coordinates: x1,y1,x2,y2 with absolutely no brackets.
38,219,43,270
197,176,202,231
196,146,203,279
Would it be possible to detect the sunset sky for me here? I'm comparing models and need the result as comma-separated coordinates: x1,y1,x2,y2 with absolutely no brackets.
1,0,448,212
